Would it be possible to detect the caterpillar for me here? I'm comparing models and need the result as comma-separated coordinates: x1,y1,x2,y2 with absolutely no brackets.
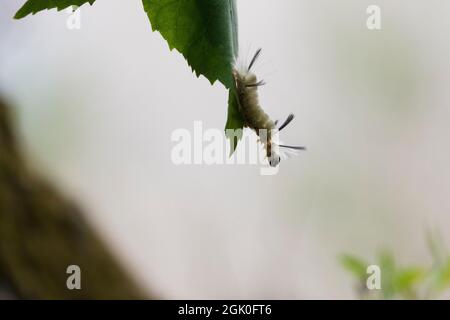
233,48,306,167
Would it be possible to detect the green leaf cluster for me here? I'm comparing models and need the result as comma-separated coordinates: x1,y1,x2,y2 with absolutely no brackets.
341,233,450,299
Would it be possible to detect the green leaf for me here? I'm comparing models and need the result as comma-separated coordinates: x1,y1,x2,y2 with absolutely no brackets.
339,254,367,279
15,0,96,19
377,250,396,299
434,258,450,292
378,250,395,272
142,0,238,88
225,90,244,155
392,267,424,292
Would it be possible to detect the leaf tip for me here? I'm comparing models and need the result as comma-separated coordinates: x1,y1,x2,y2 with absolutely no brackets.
13,10,27,19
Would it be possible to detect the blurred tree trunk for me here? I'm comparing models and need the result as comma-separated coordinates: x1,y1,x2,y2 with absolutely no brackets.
0,96,147,299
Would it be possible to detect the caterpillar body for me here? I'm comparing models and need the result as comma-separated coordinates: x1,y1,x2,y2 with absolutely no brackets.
233,48,306,167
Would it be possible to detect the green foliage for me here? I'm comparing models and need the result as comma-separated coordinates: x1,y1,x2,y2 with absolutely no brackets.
392,267,424,293
142,0,238,88
434,260,450,292
377,250,396,298
15,0,244,151
225,90,244,154
341,235,450,299
339,255,367,279
14,0,96,19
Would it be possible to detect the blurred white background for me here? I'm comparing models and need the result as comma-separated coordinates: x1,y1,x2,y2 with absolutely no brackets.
1,0,450,299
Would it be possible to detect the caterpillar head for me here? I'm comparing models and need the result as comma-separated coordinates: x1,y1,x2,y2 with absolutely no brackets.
268,152,281,167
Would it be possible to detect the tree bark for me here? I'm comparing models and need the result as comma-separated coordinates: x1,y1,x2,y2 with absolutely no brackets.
0,96,147,299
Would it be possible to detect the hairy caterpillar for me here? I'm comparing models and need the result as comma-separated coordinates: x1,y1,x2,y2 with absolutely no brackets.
233,48,306,167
